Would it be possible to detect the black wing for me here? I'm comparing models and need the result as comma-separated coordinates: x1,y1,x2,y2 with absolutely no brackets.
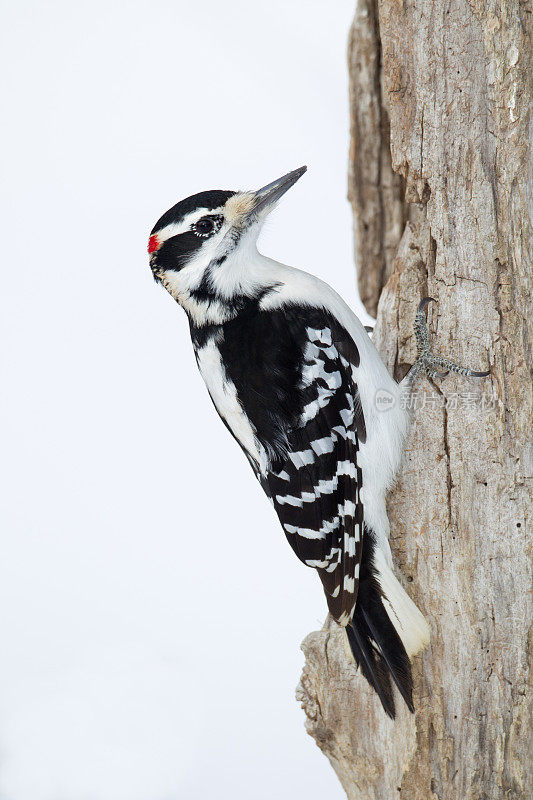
261,323,366,625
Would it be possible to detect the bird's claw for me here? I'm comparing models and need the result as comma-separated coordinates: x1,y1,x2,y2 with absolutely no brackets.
408,296,490,383
417,296,436,314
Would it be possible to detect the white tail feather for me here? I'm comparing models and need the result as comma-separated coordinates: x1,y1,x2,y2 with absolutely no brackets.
373,548,430,657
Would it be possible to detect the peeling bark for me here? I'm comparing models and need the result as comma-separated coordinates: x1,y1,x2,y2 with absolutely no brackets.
298,1,532,797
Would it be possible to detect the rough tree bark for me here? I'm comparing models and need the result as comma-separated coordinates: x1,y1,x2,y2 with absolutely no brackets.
296,2,532,798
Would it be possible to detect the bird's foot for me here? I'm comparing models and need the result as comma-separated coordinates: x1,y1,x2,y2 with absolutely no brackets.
406,297,490,384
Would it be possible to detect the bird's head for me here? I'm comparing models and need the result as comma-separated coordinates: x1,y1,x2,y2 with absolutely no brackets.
148,167,307,318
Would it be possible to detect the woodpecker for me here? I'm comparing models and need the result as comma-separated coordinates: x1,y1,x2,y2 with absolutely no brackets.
148,167,489,717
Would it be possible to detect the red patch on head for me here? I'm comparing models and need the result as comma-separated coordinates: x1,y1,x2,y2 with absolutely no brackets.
148,234,160,254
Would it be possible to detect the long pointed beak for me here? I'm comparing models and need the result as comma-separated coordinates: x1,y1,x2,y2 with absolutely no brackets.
244,166,307,224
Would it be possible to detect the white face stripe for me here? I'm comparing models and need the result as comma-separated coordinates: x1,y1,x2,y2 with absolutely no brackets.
153,207,226,248
152,191,260,251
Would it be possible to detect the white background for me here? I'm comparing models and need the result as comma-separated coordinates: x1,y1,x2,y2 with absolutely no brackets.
0,2,371,798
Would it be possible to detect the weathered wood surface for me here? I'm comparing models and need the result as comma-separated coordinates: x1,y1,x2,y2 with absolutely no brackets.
347,0,408,317
297,1,532,798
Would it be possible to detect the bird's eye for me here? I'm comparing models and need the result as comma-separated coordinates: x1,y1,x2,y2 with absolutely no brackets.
193,215,223,238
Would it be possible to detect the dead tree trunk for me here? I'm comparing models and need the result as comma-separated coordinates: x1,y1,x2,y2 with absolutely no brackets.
297,2,532,798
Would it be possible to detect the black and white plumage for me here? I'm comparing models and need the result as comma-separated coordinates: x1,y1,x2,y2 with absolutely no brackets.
148,167,431,718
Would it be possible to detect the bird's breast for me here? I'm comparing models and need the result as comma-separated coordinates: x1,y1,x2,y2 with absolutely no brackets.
195,338,268,473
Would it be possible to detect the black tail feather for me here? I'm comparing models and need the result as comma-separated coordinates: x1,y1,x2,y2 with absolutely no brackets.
346,528,414,718
346,614,396,718
360,603,414,713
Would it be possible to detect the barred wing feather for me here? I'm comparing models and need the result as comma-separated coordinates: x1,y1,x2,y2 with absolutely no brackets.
264,326,365,625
